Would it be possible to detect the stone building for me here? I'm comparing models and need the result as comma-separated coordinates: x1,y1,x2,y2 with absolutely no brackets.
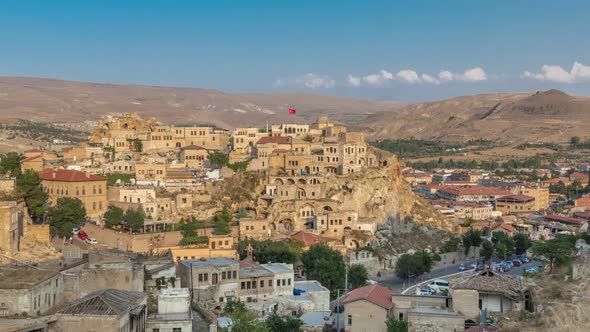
54,289,147,332
146,288,192,332
178,257,240,303
0,176,16,193
146,125,229,151
0,201,20,255
39,168,107,219
20,155,45,173
135,161,168,181
0,269,64,317
178,145,208,168
390,294,464,332
495,195,536,214
341,284,395,332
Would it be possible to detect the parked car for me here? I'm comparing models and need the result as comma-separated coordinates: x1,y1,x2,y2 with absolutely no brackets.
512,260,522,267
458,264,467,271
520,257,531,263
525,266,540,274
470,263,478,269
429,279,449,293
72,227,79,235
77,230,89,241
419,287,436,296
86,238,97,245
475,265,485,272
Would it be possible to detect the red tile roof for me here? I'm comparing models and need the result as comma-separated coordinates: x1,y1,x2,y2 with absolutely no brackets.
439,186,512,197
287,231,336,247
341,284,395,310
570,172,589,180
39,169,106,182
256,136,291,145
489,222,516,233
545,214,587,225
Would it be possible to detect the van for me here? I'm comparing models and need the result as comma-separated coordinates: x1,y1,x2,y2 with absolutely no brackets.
429,279,449,292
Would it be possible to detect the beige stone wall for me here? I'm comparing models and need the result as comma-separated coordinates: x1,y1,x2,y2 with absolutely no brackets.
135,162,167,181
343,300,389,332
0,178,16,193
0,201,19,254
450,288,479,320
408,312,464,332
24,224,51,245
496,199,536,214
81,223,182,252
52,315,120,332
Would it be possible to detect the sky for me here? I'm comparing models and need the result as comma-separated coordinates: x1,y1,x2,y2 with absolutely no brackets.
1,0,590,102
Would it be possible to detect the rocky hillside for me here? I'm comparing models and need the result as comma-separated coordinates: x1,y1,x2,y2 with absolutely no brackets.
0,76,400,128
358,89,590,144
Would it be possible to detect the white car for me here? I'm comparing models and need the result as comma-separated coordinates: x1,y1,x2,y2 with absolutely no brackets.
72,228,79,235
86,238,97,245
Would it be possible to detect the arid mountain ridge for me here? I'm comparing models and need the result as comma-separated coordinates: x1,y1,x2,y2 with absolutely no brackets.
1,76,589,144
358,89,590,144
0,76,401,128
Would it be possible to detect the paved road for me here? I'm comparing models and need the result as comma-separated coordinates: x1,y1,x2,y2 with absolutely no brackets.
376,257,541,293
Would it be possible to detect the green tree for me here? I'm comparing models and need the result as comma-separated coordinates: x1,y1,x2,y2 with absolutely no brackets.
237,239,301,264
0,152,23,177
17,169,48,221
213,206,232,235
531,236,576,272
462,229,483,256
495,242,509,260
125,206,146,232
208,151,229,168
301,244,345,296
571,136,581,147
386,319,408,332
222,300,269,332
395,253,417,280
264,313,303,332
178,216,205,237
348,264,369,290
46,197,87,237
103,205,125,228
440,236,461,253
514,233,532,256
480,240,494,263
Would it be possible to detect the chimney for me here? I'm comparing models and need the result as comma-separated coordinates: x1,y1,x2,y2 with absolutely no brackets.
52,171,56,179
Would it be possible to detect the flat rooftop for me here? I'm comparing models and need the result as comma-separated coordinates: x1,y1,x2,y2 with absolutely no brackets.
179,257,237,269
295,280,329,292
0,269,58,289
159,288,190,298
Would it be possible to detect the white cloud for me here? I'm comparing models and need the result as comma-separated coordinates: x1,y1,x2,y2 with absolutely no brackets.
396,70,421,84
346,74,361,87
420,73,440,84
346,67,487,87
437,67,487,82
293,73,335,89
523,62,590,83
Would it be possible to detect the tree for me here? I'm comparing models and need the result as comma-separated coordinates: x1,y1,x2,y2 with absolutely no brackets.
125,206,146,232
237,239,301,264
264,313,303,332
514,233,532,256
178,216,205,237
386,319,408,332
222,300,269,332
103,205,125,228
208,151,229,168
571,136,581,147
531,236,576,272
213,206,232,235
46,197,87,237
395,253,416,280
17,169,48,221
495,242,509,260
414,250,440,276
462,229,483,256
301,244,345,296
348,264,369,290
479,240,494,263
0,152,23,177
440,236,461,253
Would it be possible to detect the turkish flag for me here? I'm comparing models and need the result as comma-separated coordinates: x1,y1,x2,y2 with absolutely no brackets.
288,108,297,115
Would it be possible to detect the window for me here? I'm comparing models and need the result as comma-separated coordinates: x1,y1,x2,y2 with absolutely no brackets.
219,297,224,303
399,312,404,321
153,329,160,332
222,271,226,280
348,315,352,325
232,271,237,279
260,280,264,288
198,274,203,282
269,280,273,287
241,282,246,290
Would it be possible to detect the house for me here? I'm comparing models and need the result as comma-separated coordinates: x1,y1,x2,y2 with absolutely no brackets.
513,186,550,211
178,257,240,304
495,195,536,214
487,222,516,237
287,231,337,249
178,145,208,168
39,168,108,218
451,270,530,321
0,269,64,317
146,288,192,332
0,200,21,255
437,186,512,202
55,289,147,332
575,196,590,210
20,155,44,172
341,284,395,332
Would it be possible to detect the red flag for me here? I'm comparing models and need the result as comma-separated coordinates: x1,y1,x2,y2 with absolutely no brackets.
288,108,297,115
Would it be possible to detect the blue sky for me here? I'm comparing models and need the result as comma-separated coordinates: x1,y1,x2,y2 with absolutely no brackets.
1,0,589,101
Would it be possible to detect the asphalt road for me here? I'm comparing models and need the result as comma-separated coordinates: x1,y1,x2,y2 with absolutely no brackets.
376,256,541,293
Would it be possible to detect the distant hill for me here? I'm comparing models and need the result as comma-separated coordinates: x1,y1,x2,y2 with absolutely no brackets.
357,89,590,144
0,76,401,128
